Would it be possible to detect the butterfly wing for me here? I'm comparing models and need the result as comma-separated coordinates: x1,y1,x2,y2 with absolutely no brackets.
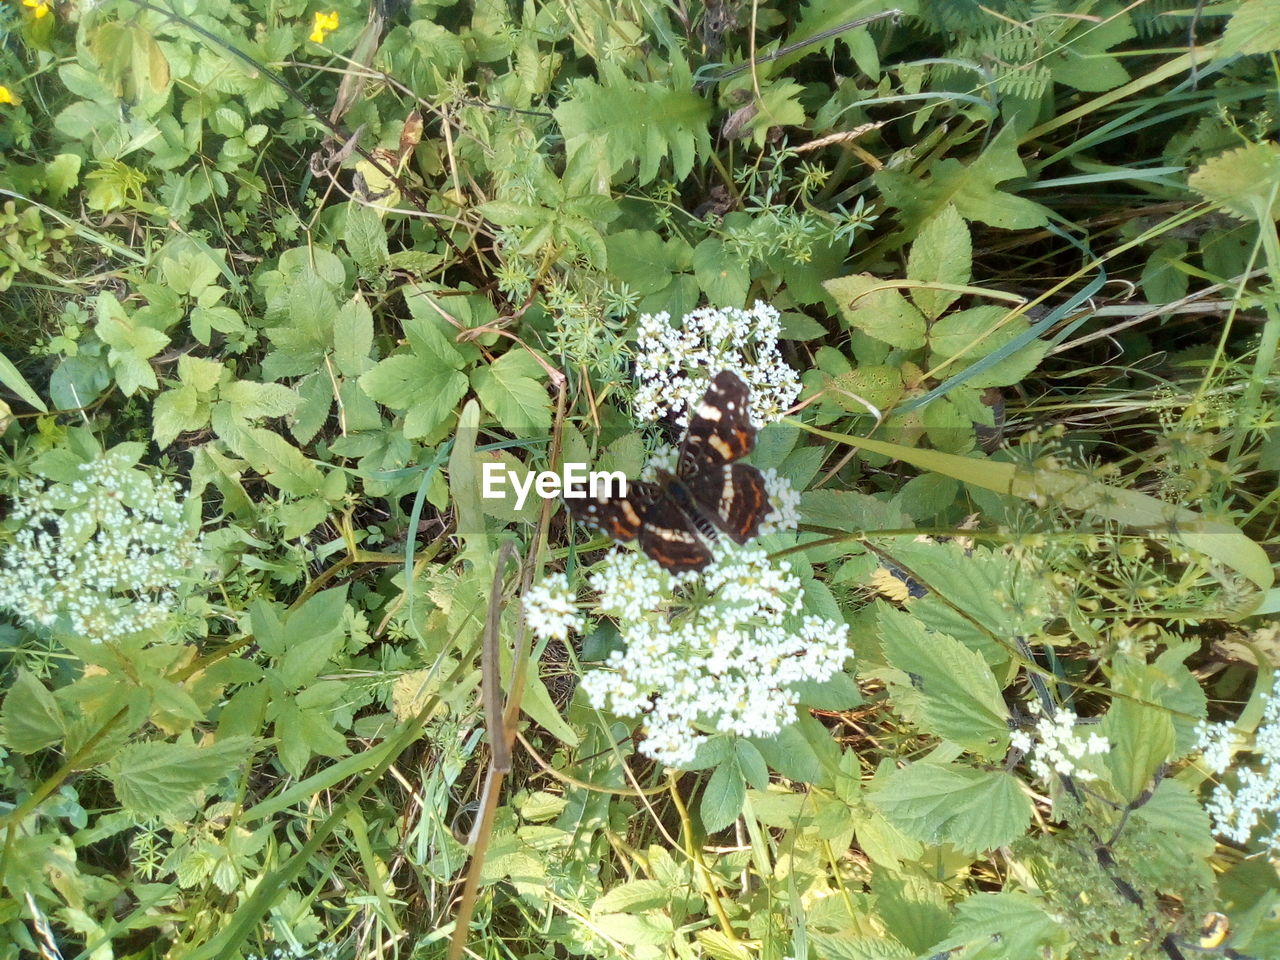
682,461,769,544
678,371,770,543
679,370,758,473
566,480,715,572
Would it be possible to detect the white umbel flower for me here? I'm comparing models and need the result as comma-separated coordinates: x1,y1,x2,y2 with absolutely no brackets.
580,544,852,767
0,450,203,643
632,301,801,427
522,573,581,641
1198,691,1280,854
1010,702,1111,783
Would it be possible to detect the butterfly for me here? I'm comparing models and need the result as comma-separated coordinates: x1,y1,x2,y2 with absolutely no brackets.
566,370,770,573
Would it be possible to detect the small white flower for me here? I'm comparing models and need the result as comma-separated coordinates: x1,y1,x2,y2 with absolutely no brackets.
0,452,203,644
579,543,851,767
1199,691,1280,854
632,301,801,428
522,574,581,641
1015,706,1110,784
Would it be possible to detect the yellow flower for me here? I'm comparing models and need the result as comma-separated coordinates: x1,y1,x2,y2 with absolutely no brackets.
0,85,14,105
309,10,339,43
22,0,50,18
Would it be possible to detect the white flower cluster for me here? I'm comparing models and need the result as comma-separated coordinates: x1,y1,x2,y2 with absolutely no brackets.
1198,691,1280,854
522,573,581,641
578,544,852,768
1010,701,1110,783
0,454,203,643
632,301,801,427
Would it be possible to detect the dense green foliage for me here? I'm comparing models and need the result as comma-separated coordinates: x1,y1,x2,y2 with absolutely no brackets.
1,0,1280,957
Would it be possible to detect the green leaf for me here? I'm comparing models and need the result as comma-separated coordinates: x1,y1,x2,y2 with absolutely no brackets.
929,891,1067,957
692,237,750,308
875,126,1049,231
701,759,746,833
471,350,551,430
44,153,82,202
212,413,325,497
333,297,375,377
110,736,256,818
0,349,48,412
219,380,299,423
1101,655,1178,802
594,879,678,914
95,292,168,396
359,316,468,439
929,306,1048,388
605,230,676,295
1189,141,1280,222
869,763,1032,855
1221,0,1280,56
152,384,202,447
906,204,971,319
1,671,65,753
343,203,388,268
878,605,1010,759
825,274,926,349
555,63,712,185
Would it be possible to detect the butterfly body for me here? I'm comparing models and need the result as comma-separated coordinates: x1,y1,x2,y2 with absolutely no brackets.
567,371,771,573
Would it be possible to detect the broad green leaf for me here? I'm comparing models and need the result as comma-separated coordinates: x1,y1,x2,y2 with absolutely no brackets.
605,229,675,295
929,891,1067,958
591,912,674,947
212,414,325,497
152,384,202,447
220,380,299,423
1102,655,1179,802
555,63,712,185
1047,11,1134,93
875,126,1049,231
343,203,388,268
96,292,168,396
1221,0,1280,56
594,879,678,914
869,763,1032,854
825,274,926,349
334,297,374,377
879,605,1010,758
701,759,746,833
929,306,1048,388
110,736,256,818
1189,141,1280,222
359,315,468,440
1,671,64,753
692,237,749,308
906,204,971,318
471,350,551,430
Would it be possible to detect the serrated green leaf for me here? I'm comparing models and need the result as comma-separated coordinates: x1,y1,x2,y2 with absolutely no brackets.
343,203,388,268
929,306,1048,388
594,879,677,915
869,763,1032,855
359,315,468,439
220,380,299,423
109,736,256,818
471,351,551,430
906,204,971,319
152,384,201,447
212,413,325,496
1,671,64,753
1222,0,1280,56
692,237,749,307
701,760,746,833
879,605,1010,758
1189,141,1280,222
825,274,926,349
334,297,374,377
